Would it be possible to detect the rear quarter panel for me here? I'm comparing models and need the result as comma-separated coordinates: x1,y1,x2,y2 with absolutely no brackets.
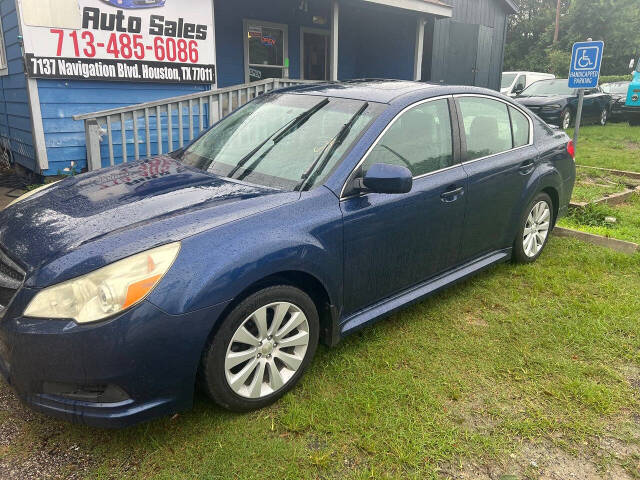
532,118,575,218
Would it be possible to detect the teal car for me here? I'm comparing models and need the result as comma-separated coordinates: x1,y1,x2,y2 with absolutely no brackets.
626,58,640,125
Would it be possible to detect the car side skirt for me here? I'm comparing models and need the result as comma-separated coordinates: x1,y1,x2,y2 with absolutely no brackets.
339,248,512,338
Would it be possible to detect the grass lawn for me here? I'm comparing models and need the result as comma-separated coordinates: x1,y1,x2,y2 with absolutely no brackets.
1,237,639,479
557,123,640,245
567,122,640,172
570,167,630,204
559,192,640,245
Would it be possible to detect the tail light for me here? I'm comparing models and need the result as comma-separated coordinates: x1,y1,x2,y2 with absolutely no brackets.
567,140,575,160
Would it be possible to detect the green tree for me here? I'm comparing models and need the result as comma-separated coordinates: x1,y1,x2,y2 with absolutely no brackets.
547,49,570,76
504,0,640,76
561,0,640,75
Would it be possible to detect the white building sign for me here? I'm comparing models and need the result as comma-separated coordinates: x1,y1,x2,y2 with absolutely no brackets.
19,0,216,84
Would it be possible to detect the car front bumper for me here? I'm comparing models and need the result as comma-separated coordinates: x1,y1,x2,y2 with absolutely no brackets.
534,109,563,126
611,103,640,119
0,287,228,428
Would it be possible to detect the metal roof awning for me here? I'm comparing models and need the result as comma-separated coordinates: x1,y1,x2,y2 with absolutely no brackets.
360,0,453,18
359,0,518,16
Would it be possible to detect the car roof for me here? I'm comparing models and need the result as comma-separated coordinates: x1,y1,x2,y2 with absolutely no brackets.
503,72,554,76
276,79,504,104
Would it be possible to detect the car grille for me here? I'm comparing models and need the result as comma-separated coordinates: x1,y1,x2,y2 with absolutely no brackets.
0,248,24,317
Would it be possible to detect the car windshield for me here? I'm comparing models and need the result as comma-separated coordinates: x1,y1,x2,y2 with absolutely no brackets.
501,73,517,89
601,82,630,94
520,80,575,97
180,94,383,191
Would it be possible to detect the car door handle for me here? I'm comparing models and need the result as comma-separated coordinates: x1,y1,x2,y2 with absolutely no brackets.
441,186,464,203
519,160,535,175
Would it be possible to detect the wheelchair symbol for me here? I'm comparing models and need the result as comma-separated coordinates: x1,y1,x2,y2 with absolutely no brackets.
574,47,599,71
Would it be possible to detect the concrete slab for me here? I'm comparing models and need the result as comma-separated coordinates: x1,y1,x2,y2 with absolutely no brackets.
0,186,23,210
554,227,639,254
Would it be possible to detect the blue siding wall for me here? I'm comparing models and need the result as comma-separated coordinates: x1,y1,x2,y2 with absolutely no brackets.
339,3,416,81
38,80,208,175
0,0,36,172
214,0,331,87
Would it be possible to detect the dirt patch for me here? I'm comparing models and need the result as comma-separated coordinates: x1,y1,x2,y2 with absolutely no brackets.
465,313,489,328
0,382,96,480
624,142,640,152
439,435,640,480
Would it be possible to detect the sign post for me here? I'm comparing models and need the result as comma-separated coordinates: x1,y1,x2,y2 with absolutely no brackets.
569,39,604,151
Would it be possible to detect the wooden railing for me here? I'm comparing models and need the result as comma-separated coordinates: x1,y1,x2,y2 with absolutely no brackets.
73,78,319,171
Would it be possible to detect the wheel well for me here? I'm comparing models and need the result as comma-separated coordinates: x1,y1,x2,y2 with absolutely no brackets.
205,271,336,350
542,186,559,226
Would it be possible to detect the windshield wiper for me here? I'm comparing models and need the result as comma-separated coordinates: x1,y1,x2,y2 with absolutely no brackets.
227,98,330,179
295,102,369,191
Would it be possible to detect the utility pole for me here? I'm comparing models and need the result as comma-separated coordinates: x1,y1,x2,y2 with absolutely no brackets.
553,0,561,43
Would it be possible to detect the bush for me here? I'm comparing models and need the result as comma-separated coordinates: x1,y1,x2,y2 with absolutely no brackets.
547,50,571,77
599,74,632,84
567,203,617,228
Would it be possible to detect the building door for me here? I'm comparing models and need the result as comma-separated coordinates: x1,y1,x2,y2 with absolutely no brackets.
301,29,329,80
447,22,479,85
432,21,494,88
474,25,494,88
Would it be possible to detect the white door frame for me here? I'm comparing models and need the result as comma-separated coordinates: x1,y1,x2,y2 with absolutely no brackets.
243,19,289,84
300,27,330,80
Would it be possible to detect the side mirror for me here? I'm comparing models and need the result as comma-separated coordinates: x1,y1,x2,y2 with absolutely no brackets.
513,87,524,95
630,58,636,71
359,163,413,194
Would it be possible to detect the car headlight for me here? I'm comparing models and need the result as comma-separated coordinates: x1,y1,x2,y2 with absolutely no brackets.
24,243,181,324
5,182,60,209
542,104,562,111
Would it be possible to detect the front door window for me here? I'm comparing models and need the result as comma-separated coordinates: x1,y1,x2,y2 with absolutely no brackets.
245,21,288,83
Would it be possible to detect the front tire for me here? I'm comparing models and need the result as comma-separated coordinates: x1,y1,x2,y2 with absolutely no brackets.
599,107,608,126
630,117,640,127
513,192,554,264
200,285,319,412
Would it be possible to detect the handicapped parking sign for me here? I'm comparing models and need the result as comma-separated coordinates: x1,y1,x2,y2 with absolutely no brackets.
569,41,604,89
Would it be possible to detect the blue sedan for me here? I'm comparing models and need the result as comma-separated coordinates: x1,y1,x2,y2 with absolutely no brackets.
0,81,575,427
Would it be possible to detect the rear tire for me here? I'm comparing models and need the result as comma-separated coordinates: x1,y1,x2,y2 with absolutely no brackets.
513,192,554,264
200,285,319,412
630,117,640,127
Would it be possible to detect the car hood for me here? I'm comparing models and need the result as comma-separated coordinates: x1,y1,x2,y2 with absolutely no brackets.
515,95,569,107
0,157,294,279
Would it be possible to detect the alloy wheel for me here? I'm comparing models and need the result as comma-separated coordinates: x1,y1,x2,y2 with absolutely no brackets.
600,108,607,126
562,111,571,130
523,201,551,258
224,302,310,399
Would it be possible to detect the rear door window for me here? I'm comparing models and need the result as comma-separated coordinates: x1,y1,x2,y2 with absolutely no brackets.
458,97,513,160
510,107,530,148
